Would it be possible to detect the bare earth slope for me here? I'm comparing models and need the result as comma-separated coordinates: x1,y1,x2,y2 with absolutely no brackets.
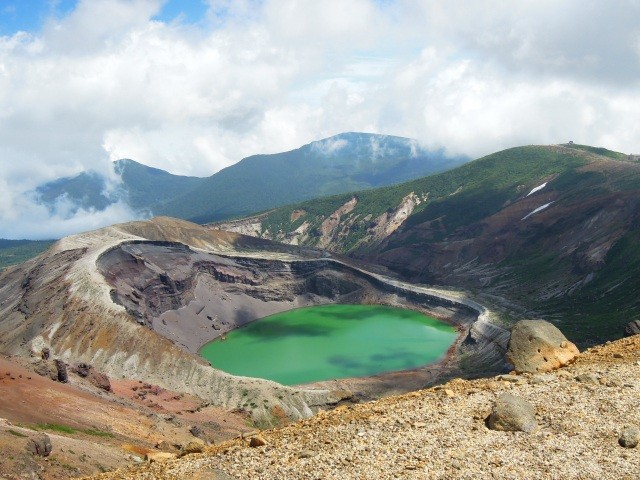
87,334,640,480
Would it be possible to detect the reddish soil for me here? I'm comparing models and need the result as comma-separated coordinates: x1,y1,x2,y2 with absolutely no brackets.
0,355,257,479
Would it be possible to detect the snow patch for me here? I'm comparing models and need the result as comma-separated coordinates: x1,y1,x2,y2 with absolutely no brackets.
526,182,547,197
521,202,554,221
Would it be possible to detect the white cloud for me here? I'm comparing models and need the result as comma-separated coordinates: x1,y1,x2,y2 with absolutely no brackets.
1,0,640,238
311,137,349,156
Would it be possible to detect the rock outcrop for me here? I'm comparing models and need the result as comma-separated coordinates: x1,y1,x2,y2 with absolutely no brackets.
624,320,640,337
506,320,579,373
72,363,112,391
26,433,52,457
54,359,68,383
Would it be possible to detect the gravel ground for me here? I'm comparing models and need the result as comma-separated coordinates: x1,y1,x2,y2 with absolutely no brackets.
86,335,640,480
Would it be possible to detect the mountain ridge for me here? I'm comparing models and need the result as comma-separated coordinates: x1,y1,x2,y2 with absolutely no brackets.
35,132,468,224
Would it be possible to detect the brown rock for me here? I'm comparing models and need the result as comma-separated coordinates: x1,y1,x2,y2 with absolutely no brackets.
249,435,267,447
506,320,579,373
155,440,173,451
179,439,206,457
487,393,537,433
145,451,177,463
87,370,111,391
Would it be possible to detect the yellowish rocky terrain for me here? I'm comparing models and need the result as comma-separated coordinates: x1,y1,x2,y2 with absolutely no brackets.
86,334,640,480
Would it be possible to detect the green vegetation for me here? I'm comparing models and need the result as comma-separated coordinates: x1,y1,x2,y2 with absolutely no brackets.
115,159,205,211
0,239,55,270
31,423,114,438
564,143,628,161
259,145,591,252
34,423,76,434
36,159,204,217
7,429,27,437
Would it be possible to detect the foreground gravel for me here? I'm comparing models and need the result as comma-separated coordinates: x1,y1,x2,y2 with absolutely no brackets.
87,335,640,480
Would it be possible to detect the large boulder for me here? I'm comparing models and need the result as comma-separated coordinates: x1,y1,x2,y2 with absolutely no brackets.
624,320,640,337
486,393,537,433
506,320,579,373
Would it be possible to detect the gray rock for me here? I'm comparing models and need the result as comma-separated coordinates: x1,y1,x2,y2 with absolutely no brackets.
575,373,599,384
619,426,639,448
506,320,579,373
530,374,555,385
26,433,52,457
623,320,640,337
72,363,91,377
54,359,68,383
487,393,537,433
298,450,315,458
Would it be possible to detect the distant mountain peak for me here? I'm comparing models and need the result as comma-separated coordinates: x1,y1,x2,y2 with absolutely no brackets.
35,132,468,225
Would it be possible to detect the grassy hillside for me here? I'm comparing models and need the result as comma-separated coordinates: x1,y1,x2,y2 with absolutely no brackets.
257,145,589,249
0,240,55,270
115,159,205,212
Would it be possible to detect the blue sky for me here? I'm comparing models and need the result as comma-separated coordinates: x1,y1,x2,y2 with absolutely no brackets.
0,0,639,239
0,0,209,35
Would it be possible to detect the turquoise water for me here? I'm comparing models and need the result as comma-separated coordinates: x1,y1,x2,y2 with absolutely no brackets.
199,304,457,385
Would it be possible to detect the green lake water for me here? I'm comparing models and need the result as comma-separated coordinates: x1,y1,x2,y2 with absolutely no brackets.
199,304,457,385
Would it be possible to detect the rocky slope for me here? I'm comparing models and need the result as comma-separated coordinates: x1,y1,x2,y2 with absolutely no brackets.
86,334,640,480
213,144,640,346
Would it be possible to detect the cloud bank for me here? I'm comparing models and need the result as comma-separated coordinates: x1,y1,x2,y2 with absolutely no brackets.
1,0,639,238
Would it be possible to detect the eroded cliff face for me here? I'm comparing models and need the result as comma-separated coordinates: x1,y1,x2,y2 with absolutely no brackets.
210,193,423,252
98,242,372,354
